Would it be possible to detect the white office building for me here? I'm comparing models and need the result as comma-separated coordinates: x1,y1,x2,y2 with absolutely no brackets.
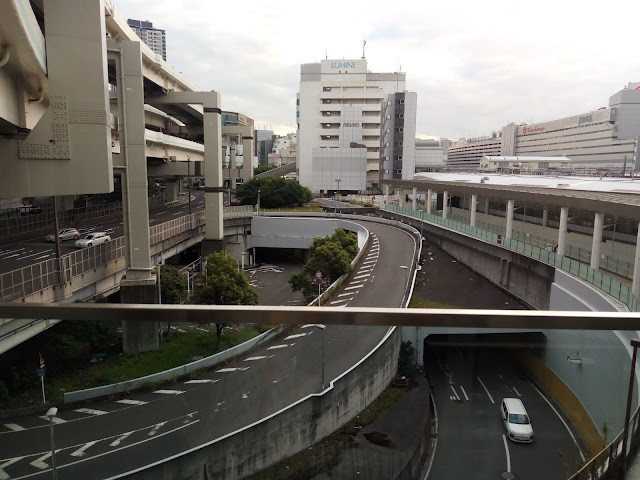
127,19,166,61
297,58,405,193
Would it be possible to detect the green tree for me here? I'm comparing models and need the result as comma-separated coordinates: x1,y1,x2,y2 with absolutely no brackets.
236,177,312,208
159,265,187,336
254,165,276,175
192,252,259,349
289,229,358,302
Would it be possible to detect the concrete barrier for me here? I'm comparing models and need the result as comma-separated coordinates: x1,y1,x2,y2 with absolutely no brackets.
64,326,285,403
111,327,400,480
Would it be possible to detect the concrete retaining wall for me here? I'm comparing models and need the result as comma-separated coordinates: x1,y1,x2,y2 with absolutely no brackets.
64,326,284,403
114,327,400,480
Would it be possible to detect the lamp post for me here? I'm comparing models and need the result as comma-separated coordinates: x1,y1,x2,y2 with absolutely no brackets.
418,209,424,241
621,338,640,479
46,407,58,480
257,189,261,217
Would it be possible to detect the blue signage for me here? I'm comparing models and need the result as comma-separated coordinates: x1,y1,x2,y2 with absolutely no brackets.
331,61,356,69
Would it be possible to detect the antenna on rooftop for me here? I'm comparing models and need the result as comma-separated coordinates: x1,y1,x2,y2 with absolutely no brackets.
324,48,328,60
362,39,366,59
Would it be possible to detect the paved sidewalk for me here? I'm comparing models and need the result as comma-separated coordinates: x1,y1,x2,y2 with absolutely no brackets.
309,378,431,480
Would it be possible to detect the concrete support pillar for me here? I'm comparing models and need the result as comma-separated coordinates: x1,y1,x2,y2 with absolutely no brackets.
120,281,159,353
204,94,224,243
443,190,449,219
399,190,406,207
591,212,604,270
632,225,640,299
484,198,490,215
557,206,569,256
542,206,549,228
412,187,417,210
426,188,432,214
164,182,178,203
242,135,254,184
229,142,237,190
470,193,478,228
384,184,389,205
506,200,515,239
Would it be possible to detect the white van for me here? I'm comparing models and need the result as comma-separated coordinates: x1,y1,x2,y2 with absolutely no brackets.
501,398,534,443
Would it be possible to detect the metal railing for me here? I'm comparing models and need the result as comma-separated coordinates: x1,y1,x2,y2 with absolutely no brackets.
383,204,640,312
0,207,250,302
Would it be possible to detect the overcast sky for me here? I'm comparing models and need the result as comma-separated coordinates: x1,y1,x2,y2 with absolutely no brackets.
117,0,640,140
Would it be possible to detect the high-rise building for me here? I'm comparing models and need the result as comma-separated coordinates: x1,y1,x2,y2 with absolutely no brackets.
380,92,417,181
127,19,166,61
297,58,405,193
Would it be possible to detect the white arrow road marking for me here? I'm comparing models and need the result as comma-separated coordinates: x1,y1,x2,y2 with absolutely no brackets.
267,344,290,350
30,452,52,470
0,457,24,480
70,441,97,457
449,385,460,401
460,385,469,401
153,389,184,395
109,432,133,447
244,356,267,361
242,392,249,399
75,408,107,416
39,415,66,424
148,422,167,436
284,333,308,340
185,379,220,383
477,376,495,404
4,423,25,431
116,399,148,405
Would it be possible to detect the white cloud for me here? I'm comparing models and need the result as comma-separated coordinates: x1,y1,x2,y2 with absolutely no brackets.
116,0,640,138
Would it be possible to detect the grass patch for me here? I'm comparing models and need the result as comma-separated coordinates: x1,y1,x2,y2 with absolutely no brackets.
245,385,410,480
0,324,269,410
409,296,455,309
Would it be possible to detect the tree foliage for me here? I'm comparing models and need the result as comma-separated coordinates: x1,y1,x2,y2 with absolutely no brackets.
254,165,276,175
289,229,358,302
235,176,313,208
192,252,259,349
159,265,187,305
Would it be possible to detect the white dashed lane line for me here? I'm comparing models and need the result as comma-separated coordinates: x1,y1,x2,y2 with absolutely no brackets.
284,333,308,340
39,415,66,424
3,424,24,432
74,408,108,416
244,356,268,361
267,344,292,350
116,399,148,406
353,273,370,280
185,379,220,384
331,299,349,305
337,292,352,297
153,389,184,395
343,285,362,291
216,367,250,372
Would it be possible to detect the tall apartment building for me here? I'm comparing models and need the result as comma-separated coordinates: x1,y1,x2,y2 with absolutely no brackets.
380,92,417,181
127,19,166,60
297,58,405,193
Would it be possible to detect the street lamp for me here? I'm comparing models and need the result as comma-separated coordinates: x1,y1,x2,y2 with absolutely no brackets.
312,324,327,391
621,338,640,479
418,209,424,241
257,189,261,217
46,407,58,480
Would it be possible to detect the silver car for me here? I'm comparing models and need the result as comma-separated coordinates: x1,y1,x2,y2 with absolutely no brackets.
74,232,111,248
45,228,80,242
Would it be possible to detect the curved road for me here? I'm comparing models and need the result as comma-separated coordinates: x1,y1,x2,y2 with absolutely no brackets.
0,220,416,479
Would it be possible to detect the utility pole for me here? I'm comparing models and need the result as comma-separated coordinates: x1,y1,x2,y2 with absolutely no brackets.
187,156,192,215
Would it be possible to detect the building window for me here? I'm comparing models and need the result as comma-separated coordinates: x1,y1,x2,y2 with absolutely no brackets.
400,99,405,104
323,87,331,92
296,99,299,105
322,99,331,104
296,112,299,117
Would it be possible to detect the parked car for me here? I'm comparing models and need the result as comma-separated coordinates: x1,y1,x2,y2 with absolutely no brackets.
501,398,534,443
74,232,111,248
45,228,80,242
18,205,42,215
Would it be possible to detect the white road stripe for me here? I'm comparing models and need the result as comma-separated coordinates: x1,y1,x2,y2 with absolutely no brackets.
110,431,133,447
185,379,220,383
353,273,370,279
30,452,52,470
3,423,25,431
459,385,469,401
449,385,460,400
18,250,53,260
533,384,586,462
33,254,52,260
362,260,376,264
156,210,168,215
338,292,352,297
244,356,268,361
4,254,21,259
344,285,362,291
0,457,24,480
70,441,97,457
476,376,494,404
148,422,167,436
75,408,107,416
330,298,348,305
153,389,184,395
267,344,289,350
116,399,147,406
502,434,511,472
284,333,308,340
216,367,250,372
40,415,66,424
512,387,522,397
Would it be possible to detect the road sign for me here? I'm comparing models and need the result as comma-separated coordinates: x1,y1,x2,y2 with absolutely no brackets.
315,271,322,279
314,277,322,285
36,367,46,377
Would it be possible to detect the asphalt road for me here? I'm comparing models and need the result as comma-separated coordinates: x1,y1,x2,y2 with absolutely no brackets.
0,219,415,480
0,191,207,275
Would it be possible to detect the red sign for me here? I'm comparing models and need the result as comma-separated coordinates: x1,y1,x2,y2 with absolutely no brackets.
522,126,545,135
315,271,322,279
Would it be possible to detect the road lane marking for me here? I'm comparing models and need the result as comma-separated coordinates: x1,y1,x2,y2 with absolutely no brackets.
343,285,362,291
476,376,494,404
30,452,52,470
512,387,521,397
4,423,25,431
244,356,267,361
449,385,460,401
70,441,97,457
116,399,147,405
216,367,251,372
284,333,308,340
110,432,133,447
18,250,53,260
362,260,376,264
33,255,52,260
153,389,184,395
353,274,370,280
337,292,352,297
155,210,168,215
502,434,511,472
147,422,167,436
459,385,469,401
0,457,24,480
75,408,107,416
39,415,65,424
330,298,348,305
533,384,586,462
267,344,290,350
4,254,21,259
185,379,220,383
